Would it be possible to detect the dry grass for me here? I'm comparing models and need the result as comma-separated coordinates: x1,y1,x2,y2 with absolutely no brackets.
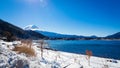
21,39,32,48
13,40,36,57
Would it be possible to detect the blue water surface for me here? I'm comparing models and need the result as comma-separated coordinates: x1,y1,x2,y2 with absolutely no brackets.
47,40,120,60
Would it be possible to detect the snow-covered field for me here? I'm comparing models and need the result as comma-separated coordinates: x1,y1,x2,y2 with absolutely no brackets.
0,40,120,68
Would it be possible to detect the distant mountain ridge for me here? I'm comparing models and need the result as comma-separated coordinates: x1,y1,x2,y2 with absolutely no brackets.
24,25,98,39
36,30,85,38
24,25,120,39
0,19,47,41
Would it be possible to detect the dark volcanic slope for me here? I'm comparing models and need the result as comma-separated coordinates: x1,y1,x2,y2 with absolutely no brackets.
0,19,46,39
106,32,120,39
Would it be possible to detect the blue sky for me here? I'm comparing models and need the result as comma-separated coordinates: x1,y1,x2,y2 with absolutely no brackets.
0,0,120,37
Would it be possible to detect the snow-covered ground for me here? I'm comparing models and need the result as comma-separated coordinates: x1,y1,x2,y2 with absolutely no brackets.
0,40,120,68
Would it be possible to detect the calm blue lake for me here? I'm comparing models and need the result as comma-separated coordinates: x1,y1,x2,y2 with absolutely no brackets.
47,40,120,60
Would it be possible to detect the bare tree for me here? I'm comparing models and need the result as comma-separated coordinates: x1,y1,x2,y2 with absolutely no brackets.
37,40,45,58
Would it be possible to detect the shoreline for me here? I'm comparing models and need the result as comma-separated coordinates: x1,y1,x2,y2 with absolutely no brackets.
54,50,120,60
45,39,120,41
0,40,120,68
47,47,120,60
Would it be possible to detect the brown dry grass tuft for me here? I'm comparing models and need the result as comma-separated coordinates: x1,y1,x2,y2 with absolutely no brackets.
86,50,92,59
86,50,92,66
13,43,36,57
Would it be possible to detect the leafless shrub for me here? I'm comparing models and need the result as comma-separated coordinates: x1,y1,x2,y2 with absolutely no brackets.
86,50,92,66
37,40,45,58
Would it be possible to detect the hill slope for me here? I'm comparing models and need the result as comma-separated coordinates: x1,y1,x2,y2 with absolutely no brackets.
0,19,46,40
106,32,120,39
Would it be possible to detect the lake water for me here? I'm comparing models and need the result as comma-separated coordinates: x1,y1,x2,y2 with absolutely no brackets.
47,40,120,60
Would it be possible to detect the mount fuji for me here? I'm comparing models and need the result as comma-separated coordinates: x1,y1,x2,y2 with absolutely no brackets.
24,25,40,30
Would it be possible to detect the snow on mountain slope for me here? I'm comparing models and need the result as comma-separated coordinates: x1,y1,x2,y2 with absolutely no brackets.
24,25,40,30
0,40,120,68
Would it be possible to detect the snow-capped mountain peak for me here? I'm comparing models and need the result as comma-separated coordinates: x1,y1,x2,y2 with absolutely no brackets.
24,25,40,30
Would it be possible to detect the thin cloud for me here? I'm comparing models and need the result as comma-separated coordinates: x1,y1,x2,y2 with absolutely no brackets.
21,0,47,7
39,0,47,8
